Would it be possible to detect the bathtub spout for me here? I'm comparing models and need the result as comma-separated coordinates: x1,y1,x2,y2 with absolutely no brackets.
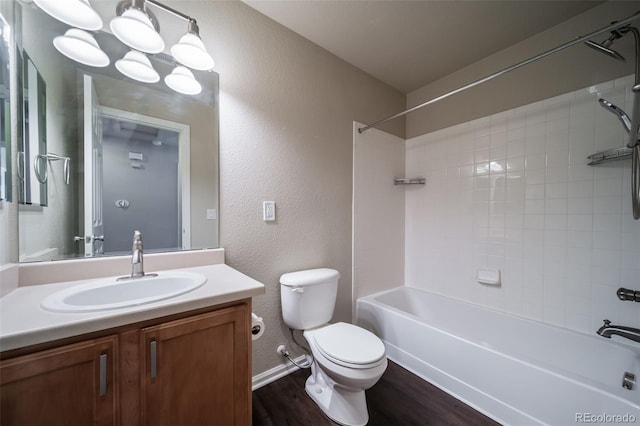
597,320,640,343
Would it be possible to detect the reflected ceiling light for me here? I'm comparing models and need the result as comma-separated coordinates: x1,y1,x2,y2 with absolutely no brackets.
164,66,202,95
34,0,214,93
53,29,109,67
171,20,215,71
110,0,164,54
33,0,103,31
115,50,160,83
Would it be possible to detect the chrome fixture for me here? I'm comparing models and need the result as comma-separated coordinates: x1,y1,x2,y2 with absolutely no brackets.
584,26,627,62
623,372,636,390
598,98,632,133
131,230,146,278
597,320,640,344
33,153,71,185
394,178,426,185
34,0,213,95
118,230,157,281
585,23,640,220
587,146,633,165
617,287,640,302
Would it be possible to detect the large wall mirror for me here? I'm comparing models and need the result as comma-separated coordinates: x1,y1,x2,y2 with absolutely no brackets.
16,1,219,262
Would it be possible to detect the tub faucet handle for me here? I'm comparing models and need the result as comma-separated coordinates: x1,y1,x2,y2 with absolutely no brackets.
602,319,611,327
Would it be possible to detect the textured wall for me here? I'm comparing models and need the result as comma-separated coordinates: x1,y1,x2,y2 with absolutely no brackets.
405,74,640,335
406,1,640,138
166,1,405,376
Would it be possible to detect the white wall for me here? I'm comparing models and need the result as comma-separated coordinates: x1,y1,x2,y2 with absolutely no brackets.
405,74,640,334
353,122,405,309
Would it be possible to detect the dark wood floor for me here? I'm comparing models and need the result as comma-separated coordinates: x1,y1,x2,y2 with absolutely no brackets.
252,360,499,426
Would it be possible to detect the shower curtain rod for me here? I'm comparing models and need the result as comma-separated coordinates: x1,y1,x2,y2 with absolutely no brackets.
358,11,640,134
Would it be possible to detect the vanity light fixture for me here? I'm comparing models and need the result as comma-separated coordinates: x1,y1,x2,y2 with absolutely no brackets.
53,29,110,67
110,0,164,54
164,66,202,95
33,0,103,31
171,20,215,71
115,50,160,83
34,0,214,96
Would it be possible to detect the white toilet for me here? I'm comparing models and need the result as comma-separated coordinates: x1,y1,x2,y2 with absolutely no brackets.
280,268,387,426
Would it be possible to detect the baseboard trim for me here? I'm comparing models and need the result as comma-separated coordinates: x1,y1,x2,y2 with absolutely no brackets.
252,355,307,391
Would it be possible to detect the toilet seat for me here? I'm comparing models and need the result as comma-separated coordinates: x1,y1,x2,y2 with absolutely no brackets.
311,322,385,369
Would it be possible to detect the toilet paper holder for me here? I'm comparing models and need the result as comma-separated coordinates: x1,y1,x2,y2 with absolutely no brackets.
251,313,265,341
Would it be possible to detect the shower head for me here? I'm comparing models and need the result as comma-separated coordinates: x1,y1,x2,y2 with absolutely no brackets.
585,27,627,62
585,39,626,62
598,98,632,134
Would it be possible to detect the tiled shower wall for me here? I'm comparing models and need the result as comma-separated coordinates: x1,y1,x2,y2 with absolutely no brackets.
405,75,640,335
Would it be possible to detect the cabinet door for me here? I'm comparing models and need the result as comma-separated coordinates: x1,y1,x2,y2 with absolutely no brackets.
0,335,118,426
141,304,250,426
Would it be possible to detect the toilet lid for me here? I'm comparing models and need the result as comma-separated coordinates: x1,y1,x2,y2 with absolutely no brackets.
313,322,385,366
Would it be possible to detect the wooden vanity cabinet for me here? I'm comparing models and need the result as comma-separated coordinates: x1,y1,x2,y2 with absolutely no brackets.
141,305,250,425
0,335,118,426
0,301,251,426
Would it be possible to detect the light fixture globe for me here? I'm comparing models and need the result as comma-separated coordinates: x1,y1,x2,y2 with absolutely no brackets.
171,33,214,71
53,29,109,67
115,50,160,83
110,7,164,54
164,66,202,95
34,0,103,31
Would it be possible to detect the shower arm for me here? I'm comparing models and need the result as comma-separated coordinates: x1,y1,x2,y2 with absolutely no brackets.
357,10,640,134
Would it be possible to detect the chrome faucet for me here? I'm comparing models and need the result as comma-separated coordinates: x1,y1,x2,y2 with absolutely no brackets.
131,230,145,278
597,320,640,344
118,230,156,281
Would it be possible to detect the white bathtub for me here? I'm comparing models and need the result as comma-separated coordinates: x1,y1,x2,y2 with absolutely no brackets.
356,287,640,425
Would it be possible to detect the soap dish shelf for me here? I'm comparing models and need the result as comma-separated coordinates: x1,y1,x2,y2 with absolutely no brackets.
394,178,426,185
587,146,633,165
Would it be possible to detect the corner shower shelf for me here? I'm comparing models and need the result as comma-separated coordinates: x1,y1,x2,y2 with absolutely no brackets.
394,178,426,185
587,146,633,165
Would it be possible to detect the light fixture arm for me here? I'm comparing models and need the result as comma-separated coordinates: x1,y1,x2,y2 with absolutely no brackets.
116,0,160,32
115,0,203,36
186,19,200,37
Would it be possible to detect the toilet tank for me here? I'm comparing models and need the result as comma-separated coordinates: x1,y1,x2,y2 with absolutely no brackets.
280,268,340,330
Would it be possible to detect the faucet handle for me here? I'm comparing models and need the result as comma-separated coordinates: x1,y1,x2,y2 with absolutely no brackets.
602,319,611,327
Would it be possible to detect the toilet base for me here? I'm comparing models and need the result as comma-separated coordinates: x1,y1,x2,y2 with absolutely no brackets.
304,364,369,426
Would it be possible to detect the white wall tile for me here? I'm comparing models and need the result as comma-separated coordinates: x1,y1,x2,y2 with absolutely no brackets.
404,75,640,337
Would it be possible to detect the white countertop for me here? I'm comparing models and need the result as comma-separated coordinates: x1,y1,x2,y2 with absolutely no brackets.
0,264,265,352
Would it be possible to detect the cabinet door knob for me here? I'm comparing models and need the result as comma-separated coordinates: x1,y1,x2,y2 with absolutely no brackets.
150,340,157,379
99,353,107,396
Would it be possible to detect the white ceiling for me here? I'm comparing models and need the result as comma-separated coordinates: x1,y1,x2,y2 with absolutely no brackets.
243,1,604,94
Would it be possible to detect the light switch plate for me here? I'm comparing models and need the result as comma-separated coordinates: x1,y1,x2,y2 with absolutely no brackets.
263,201,275,221
206,209,217,220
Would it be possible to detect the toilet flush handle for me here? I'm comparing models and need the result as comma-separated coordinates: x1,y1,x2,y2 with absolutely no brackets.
292,287,304,294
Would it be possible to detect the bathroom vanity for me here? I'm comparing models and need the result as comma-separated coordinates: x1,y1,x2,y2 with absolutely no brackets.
0,253,264,426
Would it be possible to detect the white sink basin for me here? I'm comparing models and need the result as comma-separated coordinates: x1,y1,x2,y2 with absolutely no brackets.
40,271,207,313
